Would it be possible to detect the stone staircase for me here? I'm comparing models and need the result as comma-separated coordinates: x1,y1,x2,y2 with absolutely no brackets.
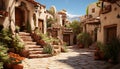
19,32,52,58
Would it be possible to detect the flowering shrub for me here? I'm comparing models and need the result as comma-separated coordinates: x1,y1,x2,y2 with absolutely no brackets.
9,52,25,64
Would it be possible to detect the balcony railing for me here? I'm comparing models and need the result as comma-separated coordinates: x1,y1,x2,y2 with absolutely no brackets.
63,28,73,33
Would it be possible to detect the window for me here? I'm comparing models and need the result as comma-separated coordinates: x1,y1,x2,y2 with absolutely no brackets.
92,8,95,13
62,20,65,26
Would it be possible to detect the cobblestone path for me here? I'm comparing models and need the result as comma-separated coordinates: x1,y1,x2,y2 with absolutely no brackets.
22,46,118,69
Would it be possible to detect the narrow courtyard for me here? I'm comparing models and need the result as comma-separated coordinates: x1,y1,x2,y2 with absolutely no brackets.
0,0,120,69
22,46,116,69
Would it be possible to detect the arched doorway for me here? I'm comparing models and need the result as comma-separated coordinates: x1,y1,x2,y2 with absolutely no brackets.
15,7,25,31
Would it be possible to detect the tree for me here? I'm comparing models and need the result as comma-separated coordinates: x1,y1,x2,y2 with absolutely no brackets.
69,20,83,44
47,17,55,27
70,20,82,35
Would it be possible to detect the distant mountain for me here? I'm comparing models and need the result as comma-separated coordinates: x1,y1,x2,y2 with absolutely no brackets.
67,16,80,22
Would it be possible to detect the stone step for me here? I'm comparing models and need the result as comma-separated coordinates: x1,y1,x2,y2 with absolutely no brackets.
29,54,52,58
29,51,44,54
25,41,36,45
20,37,33,41
53,45,61,49
26,45,42,48
19,32,55,58
28,48,43,51
20,36,32,38
19,32,30,36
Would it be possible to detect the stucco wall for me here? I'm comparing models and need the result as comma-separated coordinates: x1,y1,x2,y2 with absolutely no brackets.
97,2,120,43
1,0,16,32
88,2,100,18
37,6,47,34
0,0,37,32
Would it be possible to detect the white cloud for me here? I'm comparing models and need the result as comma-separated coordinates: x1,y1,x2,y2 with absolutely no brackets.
66,12,81,18
66,12,81,21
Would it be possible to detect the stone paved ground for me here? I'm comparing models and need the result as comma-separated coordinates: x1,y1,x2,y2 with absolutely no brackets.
22,46,119,69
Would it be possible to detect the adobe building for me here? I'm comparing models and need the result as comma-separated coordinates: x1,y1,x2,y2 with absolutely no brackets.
0,0,47,34
98,0,120,43
80,2,101,42
46,6,74,45
58,10,73,46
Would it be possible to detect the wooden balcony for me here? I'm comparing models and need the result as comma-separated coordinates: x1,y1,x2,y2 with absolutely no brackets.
63,28,73,33
85,17,100,25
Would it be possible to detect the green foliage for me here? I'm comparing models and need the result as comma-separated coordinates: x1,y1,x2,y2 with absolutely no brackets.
12,35,24,53
61,42,68,52
70,20,82,35
0,28,24,53
86,6,89,15
96,42,105,52
48,6,56,16
77,32,93,48
0,62,3,69
47,17,57,27
96,38,120,63
15,26,20,33
43,44,53,54
104,38,120,63
36,31,59,44
0,29,13,48
0,43,10,63
47,17,53,28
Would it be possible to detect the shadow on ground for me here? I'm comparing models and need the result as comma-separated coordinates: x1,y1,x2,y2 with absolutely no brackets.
57,46,115,69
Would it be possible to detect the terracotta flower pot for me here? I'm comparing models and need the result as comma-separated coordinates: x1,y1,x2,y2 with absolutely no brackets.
13,64,23,69
37,40,46,46
78,44,84,48
94,50,100,60
3,63,13,69
20,49,29,57
99,51,104,59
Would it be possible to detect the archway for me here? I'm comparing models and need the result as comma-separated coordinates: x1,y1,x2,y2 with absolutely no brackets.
15,7,25,31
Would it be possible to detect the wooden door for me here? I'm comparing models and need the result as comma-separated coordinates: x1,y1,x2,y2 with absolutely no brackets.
38,19,44,33
106,26,117,43
15,8,24,31
63,34,70,46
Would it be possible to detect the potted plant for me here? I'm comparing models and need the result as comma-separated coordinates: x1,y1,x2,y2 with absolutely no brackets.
104,37,120,64
12,35,25,54
94,42,105,60
0,43,11,69
77,32,93,48
43,44,53,54
9,52,25,69
15,26,20,33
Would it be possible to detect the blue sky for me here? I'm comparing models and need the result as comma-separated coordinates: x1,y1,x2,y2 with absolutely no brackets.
36,0,97,17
